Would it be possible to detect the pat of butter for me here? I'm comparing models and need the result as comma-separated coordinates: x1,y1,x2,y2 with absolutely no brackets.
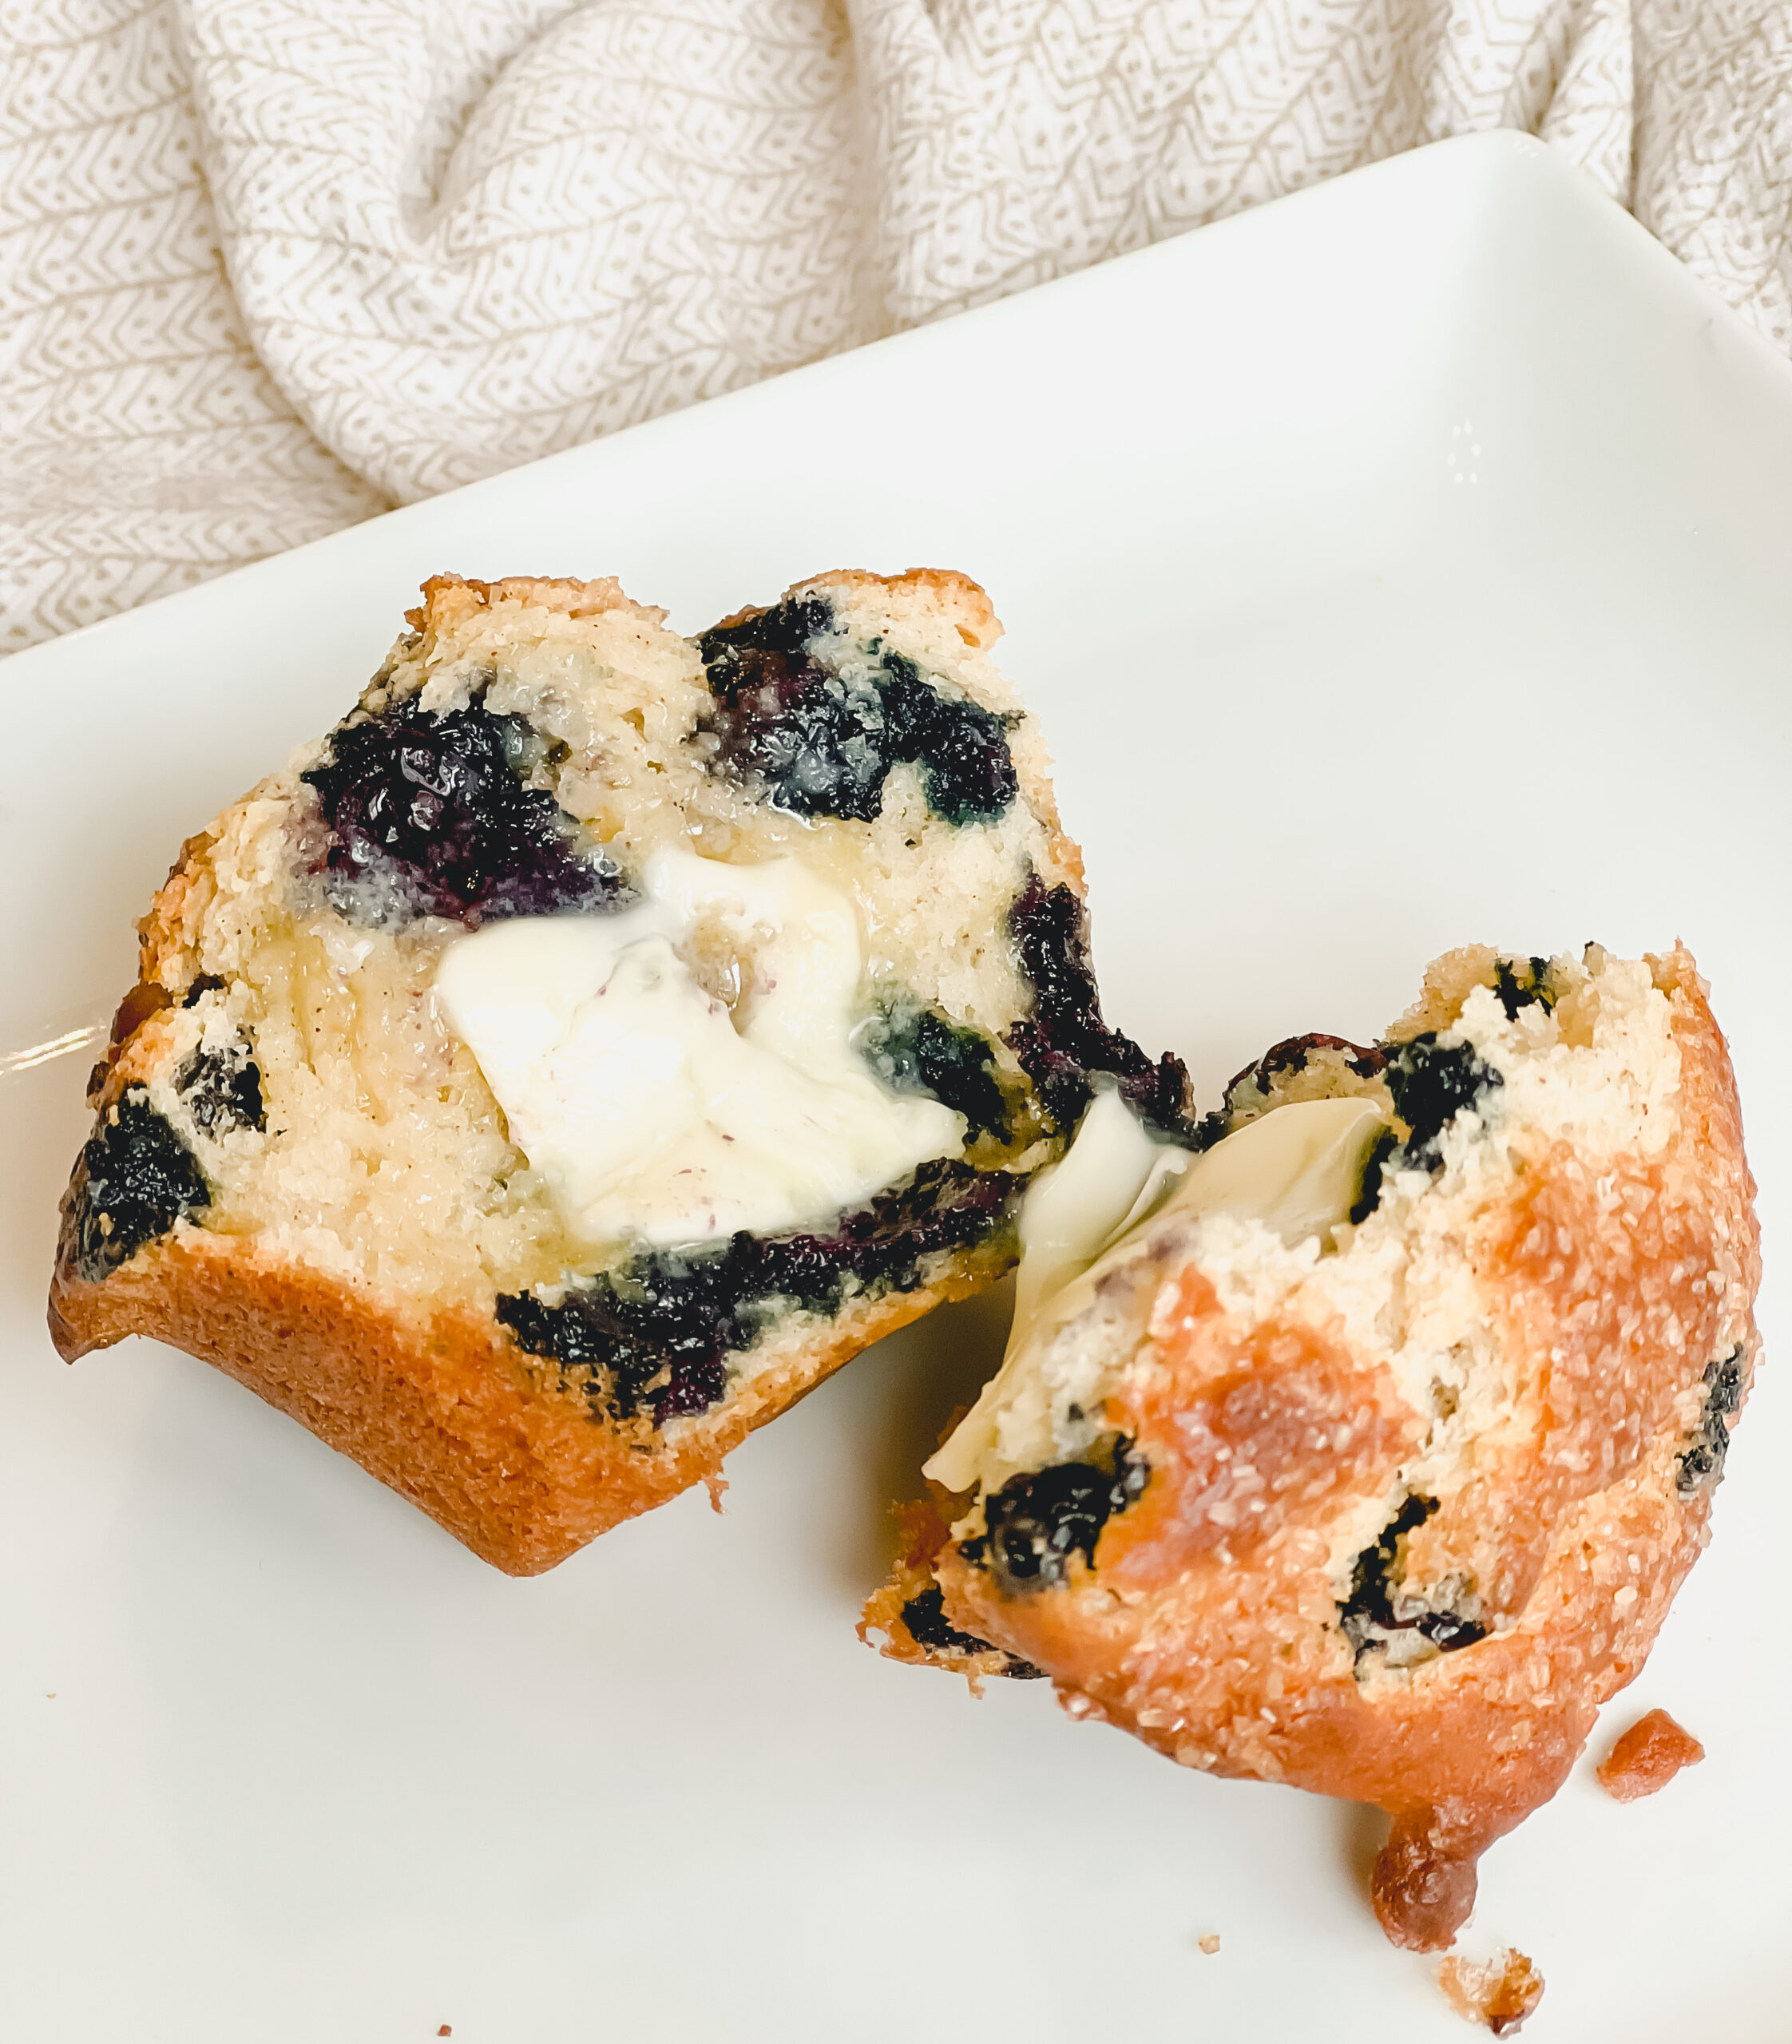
925,1092,1387,1495
1157,1093,1389,1250
1005,1085,1191,1367
434,849,963,1249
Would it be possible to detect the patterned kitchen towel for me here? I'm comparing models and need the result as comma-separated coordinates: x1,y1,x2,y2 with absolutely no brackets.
4,0,1789,654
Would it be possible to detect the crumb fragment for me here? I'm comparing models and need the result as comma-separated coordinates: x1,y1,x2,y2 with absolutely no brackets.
1196,1933,1221,1955
702,1473,729,1514
1596,1707,1704,1802
437,2027,451,2038
1437,1949,1544,2034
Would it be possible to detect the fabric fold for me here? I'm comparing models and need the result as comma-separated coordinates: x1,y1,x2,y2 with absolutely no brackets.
6,0,1792,652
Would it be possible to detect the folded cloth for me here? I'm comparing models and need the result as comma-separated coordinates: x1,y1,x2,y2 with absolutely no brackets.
5,0,1789,654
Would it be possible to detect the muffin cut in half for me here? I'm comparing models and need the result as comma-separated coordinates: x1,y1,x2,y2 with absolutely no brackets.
50,569,1194,1574
863,944,1759,1950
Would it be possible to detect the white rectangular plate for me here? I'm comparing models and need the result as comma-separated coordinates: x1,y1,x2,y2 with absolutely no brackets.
4,133,1787,2041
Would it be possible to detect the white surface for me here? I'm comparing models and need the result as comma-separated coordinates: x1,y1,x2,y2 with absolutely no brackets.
3,134,1788,2040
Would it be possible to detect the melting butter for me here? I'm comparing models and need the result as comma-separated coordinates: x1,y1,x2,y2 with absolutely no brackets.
434,848,963,1250
1006,1086,1191,1368
925,1092,1388,1495
924,1087,1187,1494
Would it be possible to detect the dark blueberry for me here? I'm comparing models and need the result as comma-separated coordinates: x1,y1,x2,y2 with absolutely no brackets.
72,1091,210,1281
1349,1127,1399,1225
181,974,226,1009
499,1242,756,1426
302,691,626,929
1249,1032,1387,1089
1338,1493,1487,1662
1382,1032,1502,1172
176,1040,266,1135
1678,1346,1746,1495
698,597,890,822
898,1586,1045,1677
501,1287,676,1425
861,1004,1009,1143
708,675,889,819
800,1157,1021,1297
966,1438,1148,1590
1411,1610,1488,1651
499,1159,1023,1428
698,596,835,673
1676,1435,1722,1493
898,1584,989,1654
1188,1108,1231,1153
1003,873,1197,1141
877,652,1019,826
696,600,1017,828
1707,1346,1746,1420
1342,1493,1434,1637
652,1356,732,1422
1493,956,1556,1020
1196,1028,1492,1210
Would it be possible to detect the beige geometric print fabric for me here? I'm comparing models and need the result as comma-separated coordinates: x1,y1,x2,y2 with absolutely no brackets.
1,1,387,651
1634,1,1792,351
3,0,1789,655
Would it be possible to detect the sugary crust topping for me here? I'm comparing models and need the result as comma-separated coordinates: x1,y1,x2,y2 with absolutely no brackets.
894,944,1759,1952
406,572,668,635
789,567,1003,651
1100,1265,1419,1581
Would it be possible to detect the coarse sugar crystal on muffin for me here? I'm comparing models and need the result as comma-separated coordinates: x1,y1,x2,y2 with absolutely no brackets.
863,943,1759,1951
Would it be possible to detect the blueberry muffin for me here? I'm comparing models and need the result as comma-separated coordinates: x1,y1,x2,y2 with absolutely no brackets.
50,569,1193,1574
863,945,1760,1948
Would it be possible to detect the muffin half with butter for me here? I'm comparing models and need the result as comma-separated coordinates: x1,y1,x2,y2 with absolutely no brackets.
863,945,1759,1951
49,569,1194,1574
